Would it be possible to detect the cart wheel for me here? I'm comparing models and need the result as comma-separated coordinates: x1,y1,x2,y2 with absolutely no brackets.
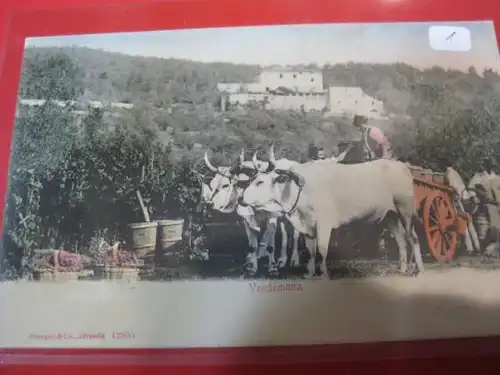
422,190,458,262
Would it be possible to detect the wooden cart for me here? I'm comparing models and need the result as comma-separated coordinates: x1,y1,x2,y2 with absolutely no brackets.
409,166,471,262
338,141,473,262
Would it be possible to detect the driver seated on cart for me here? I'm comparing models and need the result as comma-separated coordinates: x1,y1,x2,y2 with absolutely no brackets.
351,115,397,257
469,158,500,256
352,114,395,161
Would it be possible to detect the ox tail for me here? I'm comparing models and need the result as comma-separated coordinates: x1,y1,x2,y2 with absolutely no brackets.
410,213,422,235
408,212,425,273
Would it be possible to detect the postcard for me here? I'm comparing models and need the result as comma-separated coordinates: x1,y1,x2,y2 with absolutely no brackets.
1,21,500,349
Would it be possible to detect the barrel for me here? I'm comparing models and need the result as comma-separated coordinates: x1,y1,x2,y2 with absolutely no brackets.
157,219,184,253
127,221,158,259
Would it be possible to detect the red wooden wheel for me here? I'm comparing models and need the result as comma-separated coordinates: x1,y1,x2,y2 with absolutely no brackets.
422,190,458,262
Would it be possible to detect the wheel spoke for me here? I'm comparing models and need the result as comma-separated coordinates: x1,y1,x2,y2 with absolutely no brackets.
438,202,446,220
439,197,455,226
438,199,448,221
442,233,451,255
441,238,448,256
428,223,440,233
434,198,449,226
431,230,441,250
435,236,443,255
444,207,453,223
429,210,439,225
431,199,441,218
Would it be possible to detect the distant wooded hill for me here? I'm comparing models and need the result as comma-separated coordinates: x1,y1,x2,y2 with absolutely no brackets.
20,46,500,117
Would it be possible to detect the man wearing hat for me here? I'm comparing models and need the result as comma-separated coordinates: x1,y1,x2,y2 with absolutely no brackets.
352,115,394,161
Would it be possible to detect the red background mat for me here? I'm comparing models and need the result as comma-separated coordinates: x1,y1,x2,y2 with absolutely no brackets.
1,0,500,373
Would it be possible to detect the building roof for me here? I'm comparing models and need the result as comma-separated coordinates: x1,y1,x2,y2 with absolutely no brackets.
328,86,363,91
272,86,325,94
261,66,323,74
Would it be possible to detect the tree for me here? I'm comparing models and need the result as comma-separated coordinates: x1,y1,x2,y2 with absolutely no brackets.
2,53,83,278
20,52,84,100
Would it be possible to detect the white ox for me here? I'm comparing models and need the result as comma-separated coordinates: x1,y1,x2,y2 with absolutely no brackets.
201,150,301,276
241,158,425,278
248,145,338,266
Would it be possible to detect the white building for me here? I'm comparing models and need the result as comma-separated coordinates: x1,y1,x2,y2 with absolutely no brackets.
18,99,134,109
16,99,134,118
217,68,387,118
258,68,324,93
327,87,386,119
216,83,242,94
218,68,326,112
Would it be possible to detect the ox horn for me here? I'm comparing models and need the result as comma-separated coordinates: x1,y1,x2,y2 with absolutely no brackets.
203,152,218,173
252,150,263,171
239,148,245,165
268,144,277,164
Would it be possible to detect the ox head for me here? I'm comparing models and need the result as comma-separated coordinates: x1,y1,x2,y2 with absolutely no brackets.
251,147,275,173
251,143,295,173
202,149,257,213
252,144,301,171
241,163,306,215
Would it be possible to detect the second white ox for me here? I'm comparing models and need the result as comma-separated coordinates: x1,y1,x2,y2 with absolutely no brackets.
201,150,302,275
241,157,425,278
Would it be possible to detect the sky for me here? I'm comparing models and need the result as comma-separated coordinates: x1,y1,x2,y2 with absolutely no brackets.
25,21,500,72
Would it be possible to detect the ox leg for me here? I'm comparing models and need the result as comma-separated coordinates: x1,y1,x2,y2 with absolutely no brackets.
304,237,317,278
290,230,300,267
243,222,258,276
316,225,332,280
400,212,425,275
386,216,408,274
466,221,481,254
262,217,278,275
475,209,490,253
410,225,425,275
276,221,288,269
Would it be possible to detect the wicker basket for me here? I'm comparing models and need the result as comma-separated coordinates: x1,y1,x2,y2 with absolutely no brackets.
33,268,81,282
93,264,140,282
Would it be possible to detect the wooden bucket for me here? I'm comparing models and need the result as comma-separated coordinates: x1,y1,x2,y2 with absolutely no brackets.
127,221,158,259
33,268,81,282
93,265,140,282
157,219,184,254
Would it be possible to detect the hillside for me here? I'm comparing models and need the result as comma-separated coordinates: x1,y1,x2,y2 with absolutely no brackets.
17,46,500,166
21,46,261,106
20,46,500,117
15,46,500,172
